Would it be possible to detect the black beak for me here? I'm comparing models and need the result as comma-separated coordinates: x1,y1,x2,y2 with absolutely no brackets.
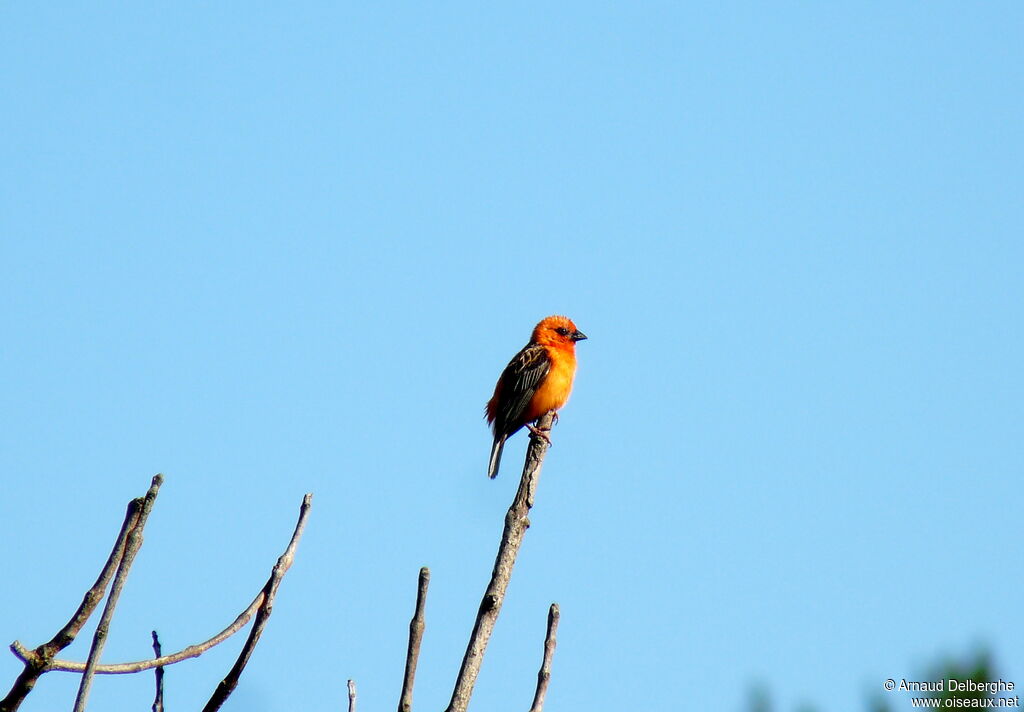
571,330,588,342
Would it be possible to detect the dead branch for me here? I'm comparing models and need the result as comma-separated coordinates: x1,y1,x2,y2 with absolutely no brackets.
9,499,307,675
348,679,357,712
151,631,164,712
0,476,155,712
201,492,313,712
14,594,264,674
4,482,312,712
527,604,560,712
398,567,430,712
73,475,163,712
444,411,556,712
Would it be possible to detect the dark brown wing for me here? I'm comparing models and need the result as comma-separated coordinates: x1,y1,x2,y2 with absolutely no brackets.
492,343,551,437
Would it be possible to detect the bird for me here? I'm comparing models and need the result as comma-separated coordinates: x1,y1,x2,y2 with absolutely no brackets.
485,315,587,478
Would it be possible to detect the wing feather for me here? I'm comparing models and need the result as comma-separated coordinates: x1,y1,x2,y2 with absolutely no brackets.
493,343,550,436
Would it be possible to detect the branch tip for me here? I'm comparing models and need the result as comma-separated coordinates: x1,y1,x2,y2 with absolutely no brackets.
398,566,431,712
528,602,561,712
201,493,312,712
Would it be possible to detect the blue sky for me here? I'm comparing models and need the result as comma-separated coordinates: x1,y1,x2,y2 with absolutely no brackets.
2,3,1021,711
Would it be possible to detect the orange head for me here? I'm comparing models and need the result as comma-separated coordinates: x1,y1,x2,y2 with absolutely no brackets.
531,315,588,348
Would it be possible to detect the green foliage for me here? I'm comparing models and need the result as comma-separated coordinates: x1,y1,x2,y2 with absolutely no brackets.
747,649,1013,712
926,649,1005,705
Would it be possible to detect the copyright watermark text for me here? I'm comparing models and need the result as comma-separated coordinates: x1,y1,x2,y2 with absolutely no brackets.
881,678,1019,708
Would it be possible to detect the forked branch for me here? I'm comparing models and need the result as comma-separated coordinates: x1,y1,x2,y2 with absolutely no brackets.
0,476,158,712
12,594,264,674
73,475,163,712
3,482,312,712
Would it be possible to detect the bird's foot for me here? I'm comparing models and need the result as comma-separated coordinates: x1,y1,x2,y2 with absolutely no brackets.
526,423,552,445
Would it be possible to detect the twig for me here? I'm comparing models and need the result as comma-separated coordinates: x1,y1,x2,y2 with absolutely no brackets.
151,631,164,712
2,480,313,711
1,485,145,712
348,679,357,712
13,593,265,674
398,567,430,712
445,411,555,712
73,474,164,712
528,604,560,712
202,493,313,712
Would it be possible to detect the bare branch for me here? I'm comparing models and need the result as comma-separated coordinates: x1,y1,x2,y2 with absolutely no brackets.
201,492,313,712
14,594,265,674
445,411,556,712
150,631,164,712
2,480,313,711
73,475,163,712
348,679,357,712
10,494,310,677
1,478,149,712
398,567,430,712
528,604,560,712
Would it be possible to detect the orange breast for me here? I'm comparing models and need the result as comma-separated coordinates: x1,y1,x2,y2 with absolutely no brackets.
524,349,576,422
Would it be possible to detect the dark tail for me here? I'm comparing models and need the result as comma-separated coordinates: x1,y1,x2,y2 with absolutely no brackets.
487,435,506,479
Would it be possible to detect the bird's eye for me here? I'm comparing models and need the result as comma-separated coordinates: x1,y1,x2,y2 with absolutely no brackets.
555,327,570,336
